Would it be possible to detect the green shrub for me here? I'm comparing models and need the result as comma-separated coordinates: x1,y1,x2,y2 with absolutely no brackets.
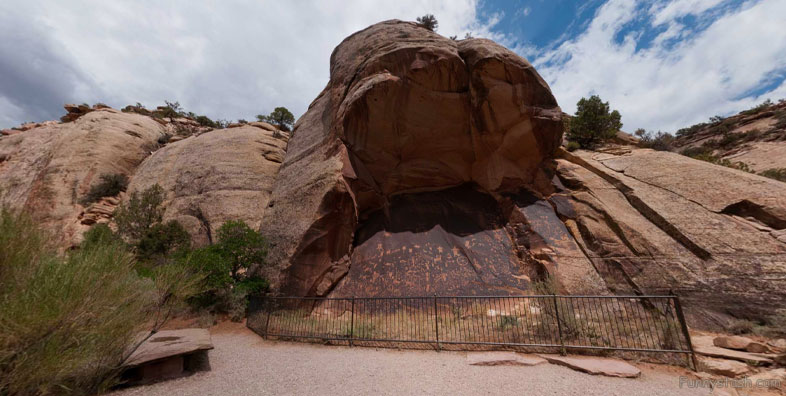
637,131,674,151
415,14,438,31
183,220,269,321
728,319,754,335
81,173,128,205
759,168,786,182
114,184,165,243
566,95,622,149
257,107,295,132
0,209,201,395
81,223,123,250
136,220,191,261
566,141,581,152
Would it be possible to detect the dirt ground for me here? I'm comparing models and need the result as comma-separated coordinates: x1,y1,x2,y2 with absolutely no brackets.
109,322,739,396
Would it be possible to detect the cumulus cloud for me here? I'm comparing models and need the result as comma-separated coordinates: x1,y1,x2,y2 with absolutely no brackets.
0,0,493,128
532,0,786,132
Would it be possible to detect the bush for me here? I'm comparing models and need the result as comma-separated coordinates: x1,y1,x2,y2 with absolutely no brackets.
637,131,674,151
728,319,754,335
0,209,201,395
257,107,295,132
81,173,128,205
566,141,580,152
114,184,165,243
759,168,786,182
566,95,622,149
416,14,438,31
81,223,123,250
183,220,269,321
136,220,191,261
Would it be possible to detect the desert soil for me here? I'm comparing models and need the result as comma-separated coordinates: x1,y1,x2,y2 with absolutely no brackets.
108,322,721,396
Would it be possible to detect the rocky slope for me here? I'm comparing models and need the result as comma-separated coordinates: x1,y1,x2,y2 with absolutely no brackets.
0,106,286,248
670,100,786,174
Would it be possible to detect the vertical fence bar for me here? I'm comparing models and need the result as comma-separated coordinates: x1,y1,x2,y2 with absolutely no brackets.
433,294,440,351
552,294,566,355
350,296,355,347
673,296,698,371
263,297,272,339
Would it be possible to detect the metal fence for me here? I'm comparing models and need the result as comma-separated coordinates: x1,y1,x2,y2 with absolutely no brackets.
247,295,697,368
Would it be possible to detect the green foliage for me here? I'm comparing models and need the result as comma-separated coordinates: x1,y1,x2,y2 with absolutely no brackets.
215,220,268,281
759,168,786,182
257,107,295,132
566,141,581,152
637,130,674,151
739,99,773,116
81,223,123,250
114,184,165,243
728,319,754,335
416,14,438,31
81,173,128,205
0,209,184,394
136,220,191,261
681,147,752,172
566,95,622,148
183,220,269,321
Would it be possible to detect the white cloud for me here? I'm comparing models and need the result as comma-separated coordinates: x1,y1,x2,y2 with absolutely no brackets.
0,0,495,128
533,0,786,132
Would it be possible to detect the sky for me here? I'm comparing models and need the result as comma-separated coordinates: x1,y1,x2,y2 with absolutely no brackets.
1,0,784,133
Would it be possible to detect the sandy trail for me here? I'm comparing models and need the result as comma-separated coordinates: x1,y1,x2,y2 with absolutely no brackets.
111,323,711,396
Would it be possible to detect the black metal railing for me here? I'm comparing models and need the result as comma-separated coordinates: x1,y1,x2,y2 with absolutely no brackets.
247,295,697,368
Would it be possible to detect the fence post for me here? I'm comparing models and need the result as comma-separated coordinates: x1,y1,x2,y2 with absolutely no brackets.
552,294,566,355
350,296,355,347
263,297,272,340
433,294,440,351
673,296,698,371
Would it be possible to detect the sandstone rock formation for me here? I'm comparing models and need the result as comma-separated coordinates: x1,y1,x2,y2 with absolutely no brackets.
127,124,288,245
556,147,786,325
258,20,569,297
0,108,167,247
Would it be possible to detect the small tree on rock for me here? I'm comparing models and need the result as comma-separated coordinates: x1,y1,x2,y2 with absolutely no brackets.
416,14,438,31
257,107,295,132
567,95,622,148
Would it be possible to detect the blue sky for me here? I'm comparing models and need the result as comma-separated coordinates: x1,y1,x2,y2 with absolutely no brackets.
1,0,785,132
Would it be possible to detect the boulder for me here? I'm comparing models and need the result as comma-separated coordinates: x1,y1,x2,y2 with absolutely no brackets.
127,125,287,246
713,336,765,352
122,329,213,385
466,352,546,366
538,354,641,378
257,20,566,297
692,336,775,365
698,357,750,378
0,108,167,247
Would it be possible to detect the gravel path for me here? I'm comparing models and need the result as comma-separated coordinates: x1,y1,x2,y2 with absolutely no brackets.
112,324,710,396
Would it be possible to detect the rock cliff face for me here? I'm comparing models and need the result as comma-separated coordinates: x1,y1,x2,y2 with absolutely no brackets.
258,20,574,298
0,108,167,247
0,107,286,248
556,147,786,326
127,124,287,246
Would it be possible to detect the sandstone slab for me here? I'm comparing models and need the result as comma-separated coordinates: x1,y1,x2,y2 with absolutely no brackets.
467,352,546,366
538,354,641,378
124,329,213,368
698,357,750,378
693,336,774,365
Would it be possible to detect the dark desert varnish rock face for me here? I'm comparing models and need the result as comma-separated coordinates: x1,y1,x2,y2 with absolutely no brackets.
257,20,579,298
